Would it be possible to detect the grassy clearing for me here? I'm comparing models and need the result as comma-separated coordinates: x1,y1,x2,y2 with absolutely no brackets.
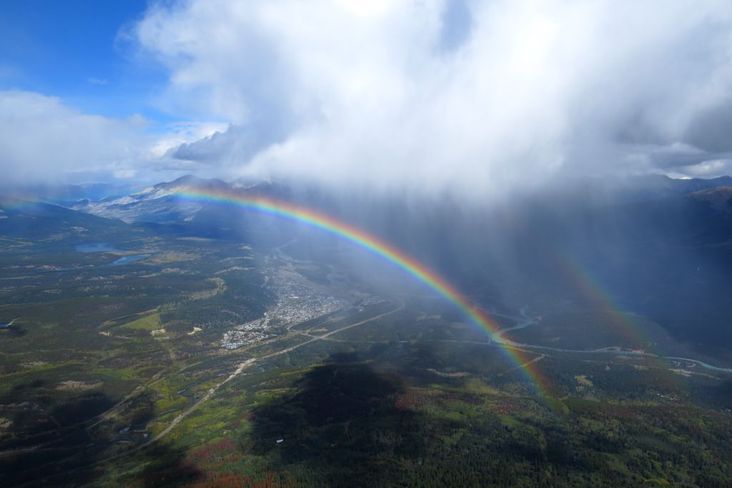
122,313,162,331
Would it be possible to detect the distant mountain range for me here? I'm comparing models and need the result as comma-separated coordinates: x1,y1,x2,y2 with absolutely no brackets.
57,173,732,229
3,172,730,226
0,181,139,204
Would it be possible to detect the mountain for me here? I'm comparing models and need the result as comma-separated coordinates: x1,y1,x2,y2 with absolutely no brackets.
0,199,130,240
0,181,139,206
689,185,732,213
71,175,230,224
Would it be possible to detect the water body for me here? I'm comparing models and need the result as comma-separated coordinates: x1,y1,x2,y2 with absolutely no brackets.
76,243,118,253
110,255,147,266
0,318,18,329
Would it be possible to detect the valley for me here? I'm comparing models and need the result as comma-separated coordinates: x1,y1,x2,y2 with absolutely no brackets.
2,193,732,487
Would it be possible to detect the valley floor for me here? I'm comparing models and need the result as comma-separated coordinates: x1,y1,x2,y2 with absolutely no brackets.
1,221,732,487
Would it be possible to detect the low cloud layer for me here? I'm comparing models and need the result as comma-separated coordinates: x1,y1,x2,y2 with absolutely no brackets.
0,90,224,186
133,0,732,196
0,90,146,184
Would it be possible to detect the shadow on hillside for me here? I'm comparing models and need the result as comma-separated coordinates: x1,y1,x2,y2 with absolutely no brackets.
245,353,426,487
0,384,200,487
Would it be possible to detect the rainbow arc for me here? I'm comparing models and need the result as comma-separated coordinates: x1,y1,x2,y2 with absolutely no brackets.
179,188,553,399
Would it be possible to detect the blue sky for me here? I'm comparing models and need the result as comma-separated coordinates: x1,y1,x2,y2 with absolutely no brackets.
1,1,732,190
0,0,168,120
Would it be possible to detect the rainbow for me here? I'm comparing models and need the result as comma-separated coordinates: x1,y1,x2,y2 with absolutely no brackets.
552,250,677,389
177,188,553,399
552,251,650,350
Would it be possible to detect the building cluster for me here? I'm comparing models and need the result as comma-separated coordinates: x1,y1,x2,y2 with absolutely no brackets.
221,260,348,350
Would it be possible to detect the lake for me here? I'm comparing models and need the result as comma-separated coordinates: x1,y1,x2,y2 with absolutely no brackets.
76,243,118,253
110,255,147,266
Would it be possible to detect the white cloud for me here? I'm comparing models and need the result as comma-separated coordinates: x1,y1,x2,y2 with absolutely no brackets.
133,0,732,196
0,90,147,184
0,90,227,185
149,121,230,159
87,77,110,86
673,158,732,179
6,1,732,192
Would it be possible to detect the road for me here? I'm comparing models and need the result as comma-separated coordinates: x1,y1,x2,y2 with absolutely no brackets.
147,300,404,445
490,309,732,374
